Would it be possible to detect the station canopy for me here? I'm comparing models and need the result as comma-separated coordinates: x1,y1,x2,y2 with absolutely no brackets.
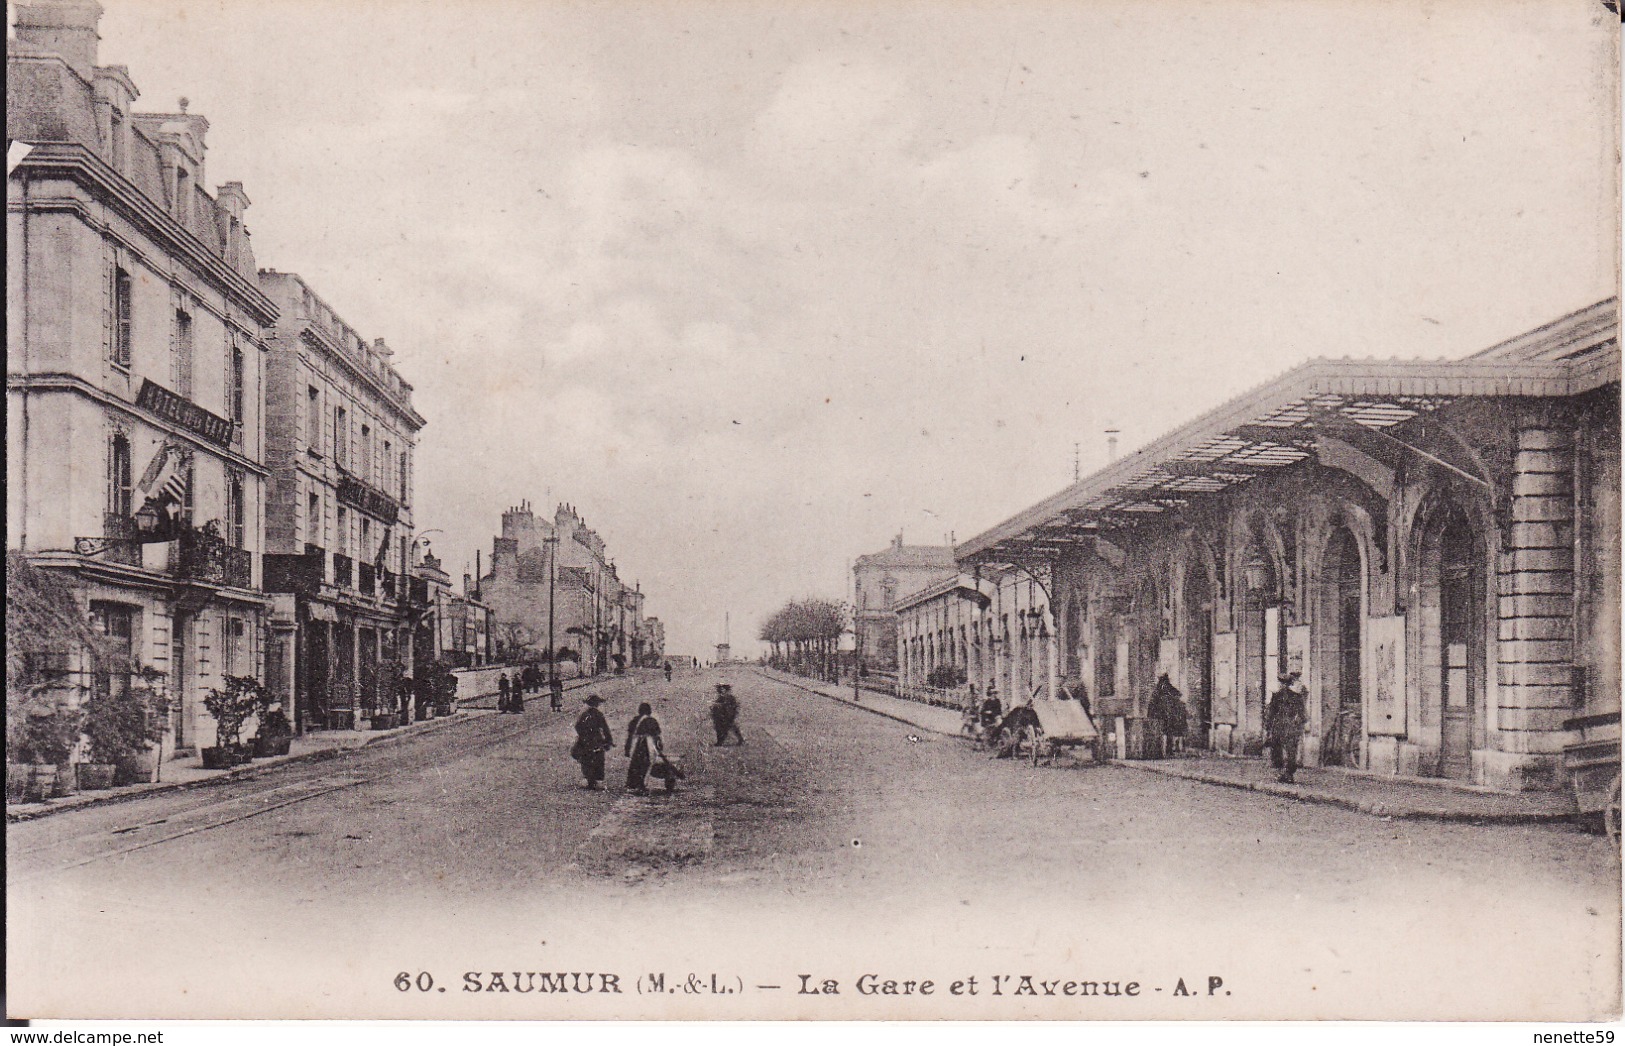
957,301,1619,568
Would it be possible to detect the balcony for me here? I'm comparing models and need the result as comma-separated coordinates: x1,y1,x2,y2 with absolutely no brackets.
263,546,326,596
101,513,144,566
171,525,252,588
334,553,353,589
358,560,376,596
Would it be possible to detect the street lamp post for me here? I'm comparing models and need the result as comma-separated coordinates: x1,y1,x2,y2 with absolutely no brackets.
543,533,559,692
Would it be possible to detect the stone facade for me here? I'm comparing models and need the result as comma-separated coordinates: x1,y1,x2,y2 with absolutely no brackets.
257,271,425,729
8,0,277,755
956,301,1620,788
478,501,651,675
852,535,956,672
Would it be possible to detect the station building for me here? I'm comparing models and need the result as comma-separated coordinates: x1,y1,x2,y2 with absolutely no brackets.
954,301,1619,789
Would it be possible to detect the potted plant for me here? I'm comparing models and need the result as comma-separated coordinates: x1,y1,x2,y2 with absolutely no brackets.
80,670,170,789
113,671,171,785
253,701,294,757
202,675,263,769
10,687,84,800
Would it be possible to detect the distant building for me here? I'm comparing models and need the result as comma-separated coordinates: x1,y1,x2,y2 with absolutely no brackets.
643,616,667,666
479,501,647,675
852,535,956,671
410,548,494,671
715,643,731,665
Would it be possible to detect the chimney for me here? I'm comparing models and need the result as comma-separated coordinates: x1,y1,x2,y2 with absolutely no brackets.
14,0,104,82
1106,428,1120,464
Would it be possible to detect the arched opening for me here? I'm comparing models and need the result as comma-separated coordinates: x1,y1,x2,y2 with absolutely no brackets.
1418,503,1486,780
1314,526,1364,767
1183,561,1214,750
1239,534,1283,745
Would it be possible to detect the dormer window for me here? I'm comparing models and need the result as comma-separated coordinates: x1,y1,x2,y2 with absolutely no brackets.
173,165,190,224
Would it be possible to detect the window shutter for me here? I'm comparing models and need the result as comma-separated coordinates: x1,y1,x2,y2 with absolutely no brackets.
102,255,114,361
169,293,179,389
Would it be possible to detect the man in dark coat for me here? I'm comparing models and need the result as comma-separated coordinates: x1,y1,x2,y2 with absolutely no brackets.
1266,671,1308,783
624,701,663,794
497,672,512,713
710,684,744,745
550,675,565,711
572,694,613,790
1148,673,1188,756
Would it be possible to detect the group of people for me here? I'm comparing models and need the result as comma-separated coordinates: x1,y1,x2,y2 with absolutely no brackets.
570,694,670,793
496,666,566,714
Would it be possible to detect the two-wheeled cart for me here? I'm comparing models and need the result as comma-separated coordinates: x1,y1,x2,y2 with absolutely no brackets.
1561,711,1620,852
994,689,1102,766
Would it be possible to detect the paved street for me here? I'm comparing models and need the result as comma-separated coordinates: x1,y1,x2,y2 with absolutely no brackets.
8,667,1619,1021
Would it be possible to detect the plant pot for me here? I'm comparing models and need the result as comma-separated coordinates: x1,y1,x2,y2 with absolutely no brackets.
231,744,255,765
75,763,117,790
253,734,292,757
24,764,57,802
7,763,32,803
52,763,79,797
201,746,235,770
115,748,161,785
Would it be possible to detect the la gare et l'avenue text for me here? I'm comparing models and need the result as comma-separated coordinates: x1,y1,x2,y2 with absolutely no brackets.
442,971,1230,1000
794,974,1229,998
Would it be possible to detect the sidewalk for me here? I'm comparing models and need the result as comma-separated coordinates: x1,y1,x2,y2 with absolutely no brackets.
7,671,627,823
1123,752,1578,824
760,667,1578,826
757,667,965,736
6,707,499,823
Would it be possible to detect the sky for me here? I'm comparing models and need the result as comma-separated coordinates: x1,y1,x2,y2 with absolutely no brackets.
87,0,1618,659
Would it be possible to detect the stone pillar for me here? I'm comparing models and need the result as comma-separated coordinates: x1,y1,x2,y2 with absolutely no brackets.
1491,424,1575,787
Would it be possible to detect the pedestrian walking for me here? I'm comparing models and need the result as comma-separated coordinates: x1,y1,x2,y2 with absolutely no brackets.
550,675,564,711
664,661,673,683
1148,673,1187,757
710,683,744,746
571,694,613,790
497,672,512,713
1266,671,1308,783
623,701,663,794
397,674,414,725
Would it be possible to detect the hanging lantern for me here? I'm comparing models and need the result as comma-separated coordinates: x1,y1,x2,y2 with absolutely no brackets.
1243,550,1271,593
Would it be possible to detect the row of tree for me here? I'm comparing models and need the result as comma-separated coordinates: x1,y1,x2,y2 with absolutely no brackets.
758,597,849,679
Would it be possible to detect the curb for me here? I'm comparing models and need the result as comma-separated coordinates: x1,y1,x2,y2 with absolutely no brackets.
6,707,495,824
1119,759,1575,825
758,668,963,739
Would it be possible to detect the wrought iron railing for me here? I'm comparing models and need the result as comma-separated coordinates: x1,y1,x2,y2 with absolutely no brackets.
263,546,326,595
171,526,252,588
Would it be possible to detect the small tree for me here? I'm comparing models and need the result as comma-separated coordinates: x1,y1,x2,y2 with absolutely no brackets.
204,675,264,751
83,668,171,764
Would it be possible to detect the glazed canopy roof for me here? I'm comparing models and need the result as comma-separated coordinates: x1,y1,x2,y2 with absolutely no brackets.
957,300,1619,567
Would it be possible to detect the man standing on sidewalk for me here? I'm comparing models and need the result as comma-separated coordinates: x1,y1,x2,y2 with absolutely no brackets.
1266,671,1307,783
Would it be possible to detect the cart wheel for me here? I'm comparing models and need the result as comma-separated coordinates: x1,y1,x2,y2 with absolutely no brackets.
1607,774,1621,854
